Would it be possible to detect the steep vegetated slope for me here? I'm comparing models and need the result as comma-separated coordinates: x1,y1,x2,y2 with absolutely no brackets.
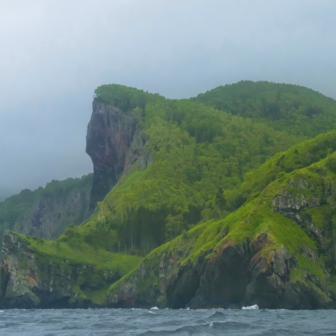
108,142,336,309
1,81,336,308
192,80,336,137
64,84,307,257
0,175,92,255
225,131,336,211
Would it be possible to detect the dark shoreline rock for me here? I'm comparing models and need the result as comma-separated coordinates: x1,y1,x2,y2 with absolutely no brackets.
107,233,335,310
0,231,112,309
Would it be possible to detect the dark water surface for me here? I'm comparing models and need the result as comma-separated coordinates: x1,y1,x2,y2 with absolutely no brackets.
1,307,336,336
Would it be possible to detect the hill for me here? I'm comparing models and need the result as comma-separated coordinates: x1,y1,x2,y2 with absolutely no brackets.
1,81,336,308
192,81,336,138
107,135,336,309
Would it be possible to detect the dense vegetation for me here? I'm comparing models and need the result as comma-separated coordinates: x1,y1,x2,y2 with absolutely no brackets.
109,150,336,308
224,129,336,211
94,84,164,110
4,82,336,257
3,81,336,308
17,133,336,308
52,82,336,257
192,81,336,138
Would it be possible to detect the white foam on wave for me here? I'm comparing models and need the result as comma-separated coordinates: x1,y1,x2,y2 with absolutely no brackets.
150,306,159,310
242,304,259,310
0,311,4,313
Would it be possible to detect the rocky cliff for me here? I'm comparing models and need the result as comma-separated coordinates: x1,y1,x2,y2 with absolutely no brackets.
0,175,93,258
86,101,138,209
0,231,141,308
0,92,152,308
13,187,91,240
107,233,315,309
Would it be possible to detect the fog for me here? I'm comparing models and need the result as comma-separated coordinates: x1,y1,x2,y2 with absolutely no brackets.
0,0,335,199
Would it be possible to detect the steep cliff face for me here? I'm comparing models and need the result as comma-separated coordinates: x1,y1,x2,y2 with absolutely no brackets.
0,175,93,258
86,101,138,209
107,233,319,309
13,188,90,240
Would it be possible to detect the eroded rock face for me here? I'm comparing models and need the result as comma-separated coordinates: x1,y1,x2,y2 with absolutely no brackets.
13,189,90,241
107,233,331,309
86,100,152,210
271,176,336,259
0,231,114,308
86,101,137,209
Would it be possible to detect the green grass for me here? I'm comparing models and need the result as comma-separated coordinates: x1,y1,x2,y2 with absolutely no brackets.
110,168,148,193
13,232,141,275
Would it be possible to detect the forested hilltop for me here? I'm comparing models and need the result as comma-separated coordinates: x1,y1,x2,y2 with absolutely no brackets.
192,81,336,137
1,81,336,309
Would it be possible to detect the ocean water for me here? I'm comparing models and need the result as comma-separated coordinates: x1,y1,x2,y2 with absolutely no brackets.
0,307,336,335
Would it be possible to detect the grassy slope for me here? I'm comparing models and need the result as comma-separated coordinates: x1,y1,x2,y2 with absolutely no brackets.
12,232,141,305
224,129,336,210
109,153,336,303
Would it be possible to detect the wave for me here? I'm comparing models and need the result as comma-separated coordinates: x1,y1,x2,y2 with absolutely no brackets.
209,311,226,319
242,304,259,310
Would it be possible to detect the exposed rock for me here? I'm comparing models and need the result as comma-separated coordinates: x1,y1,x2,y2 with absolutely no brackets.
86,101,137,209
86,101,151,210
123,129,152,173
271,175,334,256
0,177,93,260
272,189,320,212
0,231,115,308
13,189,90,240
107,233,333,309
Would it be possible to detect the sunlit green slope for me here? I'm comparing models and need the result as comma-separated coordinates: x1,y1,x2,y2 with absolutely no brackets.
107,140,336,309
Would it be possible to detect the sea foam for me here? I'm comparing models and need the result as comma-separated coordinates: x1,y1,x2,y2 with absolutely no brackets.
242,304,259,310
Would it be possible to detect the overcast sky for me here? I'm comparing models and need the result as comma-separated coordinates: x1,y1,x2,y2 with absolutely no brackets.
0,0,335,199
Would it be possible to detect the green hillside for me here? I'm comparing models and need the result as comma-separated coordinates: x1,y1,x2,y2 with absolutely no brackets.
224,129,336,211
34,83,336,256
107,138,336,309
2,81,336,308
57,86,310,255
14,126,336,308
192,81,336,137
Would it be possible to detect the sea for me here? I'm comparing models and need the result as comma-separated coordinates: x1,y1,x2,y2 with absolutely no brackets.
0,305,335,335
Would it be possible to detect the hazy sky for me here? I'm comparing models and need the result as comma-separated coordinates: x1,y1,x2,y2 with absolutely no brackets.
0,0,335,199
